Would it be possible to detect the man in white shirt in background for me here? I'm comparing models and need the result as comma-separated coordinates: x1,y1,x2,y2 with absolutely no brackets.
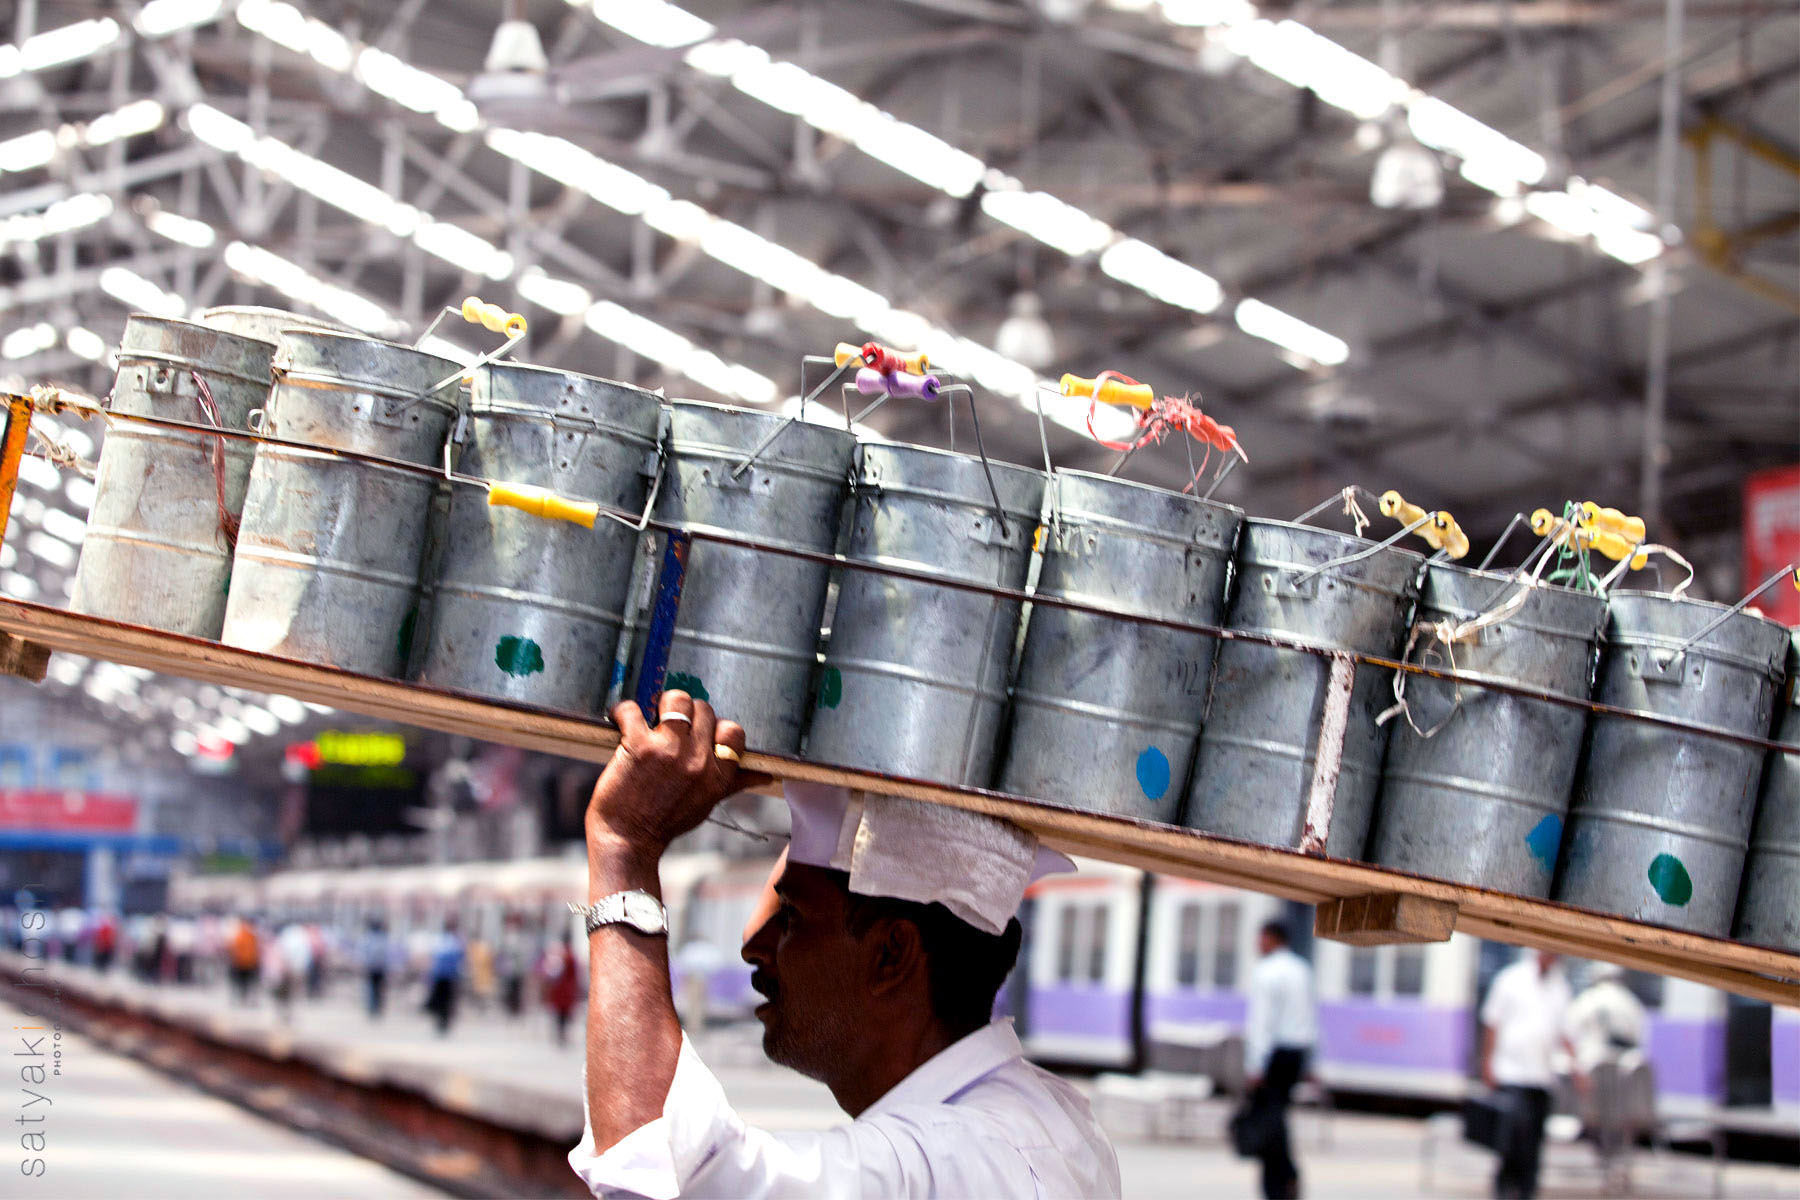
566,691,1121,1199
1565,962,1647,1080
1244,920,1318,1200
1480,949,1574,1200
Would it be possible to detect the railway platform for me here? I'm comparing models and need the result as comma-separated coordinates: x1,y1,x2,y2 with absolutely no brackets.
4,951,1794,1198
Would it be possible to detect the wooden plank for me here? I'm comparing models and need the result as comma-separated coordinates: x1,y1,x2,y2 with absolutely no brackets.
0,632,49,682
0,598,622,765
1453,912,1800,1007
1315,893,1460,946
0,597,1795,1004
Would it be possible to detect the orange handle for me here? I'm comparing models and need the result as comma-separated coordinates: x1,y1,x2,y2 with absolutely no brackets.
834,342,929,374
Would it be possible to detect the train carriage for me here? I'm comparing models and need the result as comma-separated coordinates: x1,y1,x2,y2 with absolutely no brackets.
176,852,1786,1132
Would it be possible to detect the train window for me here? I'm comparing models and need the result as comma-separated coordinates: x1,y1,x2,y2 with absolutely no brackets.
1086,904,1108,983
1056,906,1078,983
1349,947,1379,996
1212,902,1240,989
1394,946,1426,997
1175,903,1202,988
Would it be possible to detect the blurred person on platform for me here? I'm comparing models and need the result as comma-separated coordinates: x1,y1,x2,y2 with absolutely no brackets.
169,914,197,984
468,930,497,1012
304,922,328,998
674,937,724,1028
92,910,118,973
56,907,84,962
1565,961,1649,1164
1566,963,1646,1080
139,915,169,982
424,918,465,1036
265,924,299,1021
1481,950,1574,1200
227,916,261,1004
1241,920,1317,1200
541,931,581,1046
565,692,1119,1199
361,917,391,1019
196,913,223,985
496,910,530,1019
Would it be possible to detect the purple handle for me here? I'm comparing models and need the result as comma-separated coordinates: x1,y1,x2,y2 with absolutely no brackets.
856,367,939,400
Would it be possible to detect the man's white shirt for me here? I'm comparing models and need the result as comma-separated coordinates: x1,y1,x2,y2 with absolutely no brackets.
1481,958,1572,1087
1564,979,1647,1074
1246,947,1317,1076
568,1019,1120,1199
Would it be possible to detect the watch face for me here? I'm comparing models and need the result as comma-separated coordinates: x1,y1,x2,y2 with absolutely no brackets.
624,892,667,934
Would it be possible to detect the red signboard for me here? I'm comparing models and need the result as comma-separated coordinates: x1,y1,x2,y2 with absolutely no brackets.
0,790,138,832
1744,465,1800,628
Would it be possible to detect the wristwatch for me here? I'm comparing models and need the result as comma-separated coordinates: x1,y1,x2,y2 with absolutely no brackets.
568,890,669,938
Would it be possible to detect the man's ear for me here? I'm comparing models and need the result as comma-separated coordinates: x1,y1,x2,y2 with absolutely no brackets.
866,918,926,999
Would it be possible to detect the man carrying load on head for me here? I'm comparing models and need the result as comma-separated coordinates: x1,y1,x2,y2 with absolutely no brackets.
566,689,1121,1199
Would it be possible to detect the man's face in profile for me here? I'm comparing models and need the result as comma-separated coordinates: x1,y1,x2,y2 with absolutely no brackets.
741,858,867,1081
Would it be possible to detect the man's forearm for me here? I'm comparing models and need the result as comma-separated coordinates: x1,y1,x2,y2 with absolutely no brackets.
583,836,683,1153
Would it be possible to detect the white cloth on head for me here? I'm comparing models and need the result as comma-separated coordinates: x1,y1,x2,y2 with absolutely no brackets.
1482,957,1573,1087
1246,946,1317,1075
783,782,1073,935
566,1019,1121,1199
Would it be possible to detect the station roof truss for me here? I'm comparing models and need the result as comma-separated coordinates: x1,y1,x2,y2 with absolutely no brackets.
0,0,1795,761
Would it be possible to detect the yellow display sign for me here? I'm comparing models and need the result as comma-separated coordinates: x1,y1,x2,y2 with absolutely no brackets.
314,731,406,766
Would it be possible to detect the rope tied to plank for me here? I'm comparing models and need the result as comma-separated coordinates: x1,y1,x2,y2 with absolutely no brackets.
23,414,97,479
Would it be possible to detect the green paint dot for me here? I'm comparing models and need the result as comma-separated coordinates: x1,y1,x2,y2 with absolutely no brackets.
817,666,843,710
665,671,708,701
494,635,545,677
396,608,418,665
1647,853,1693,907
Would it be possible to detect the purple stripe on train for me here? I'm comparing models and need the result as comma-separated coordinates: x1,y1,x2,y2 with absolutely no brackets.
1027,984,1133,1038
1770,1018,1798,1106
1646,1017,1727,1101
1146,990,1247,1028
1318,1000,1469,1074
1033,987,1470,1078
670,963,758,1011
1024,986,1752,1105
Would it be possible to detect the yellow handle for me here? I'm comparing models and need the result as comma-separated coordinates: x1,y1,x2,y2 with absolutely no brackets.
833,342,862,368
1573,500,1648,568
1380,491,1468,559
1587,528,1649,569
1380,489,1427,527
1060,373,1155,411
1431,512,1471,560
1578,500,1647,545
1530,508,1565,539
487,482,598,528
462,296,528,339
1533,508,1646,567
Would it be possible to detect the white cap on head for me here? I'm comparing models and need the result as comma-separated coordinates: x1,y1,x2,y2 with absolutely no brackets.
783,781,1075,935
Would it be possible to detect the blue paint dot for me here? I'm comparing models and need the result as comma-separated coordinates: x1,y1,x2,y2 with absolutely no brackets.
609,660,627,687
1135,746,1172,801
1524,813,1562,873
